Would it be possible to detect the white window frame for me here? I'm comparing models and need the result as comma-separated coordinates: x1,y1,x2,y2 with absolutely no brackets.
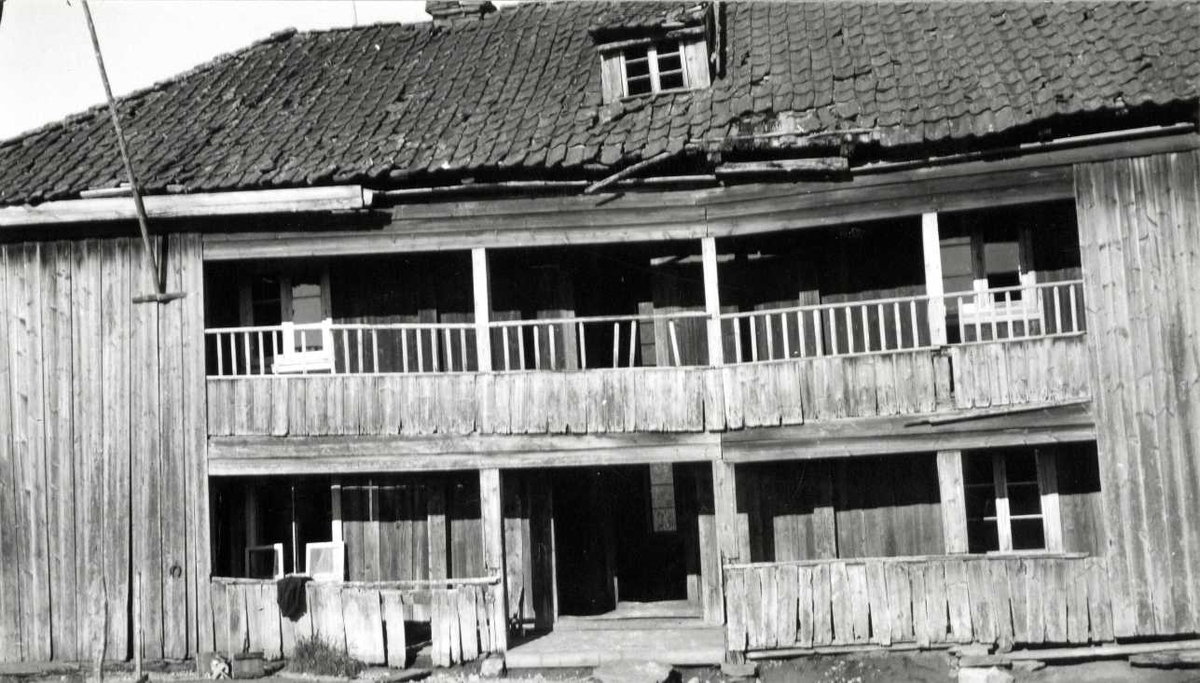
237,268,334,374
959,226,1044,331
965,448,1062,554
304,541,346,582
244,543,285,580
619,40,689,97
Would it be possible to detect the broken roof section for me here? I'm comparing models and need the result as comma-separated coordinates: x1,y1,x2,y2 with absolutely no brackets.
0,1,1196,206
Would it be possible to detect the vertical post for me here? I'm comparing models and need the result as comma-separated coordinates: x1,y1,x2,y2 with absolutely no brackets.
922,212,947,346
936,450,969,553
330,479,343,544
701,237,724,366
472,248,493,373
712,460,739,565
479,468,507,652
1036,449,1063,552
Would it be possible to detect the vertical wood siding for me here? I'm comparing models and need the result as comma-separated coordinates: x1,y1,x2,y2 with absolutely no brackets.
0,235,208,662
1074,151,1200,638
206,336,1090,438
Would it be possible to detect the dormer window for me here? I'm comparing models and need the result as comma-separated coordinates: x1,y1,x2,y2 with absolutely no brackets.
599,33,711,103
623,41,687,96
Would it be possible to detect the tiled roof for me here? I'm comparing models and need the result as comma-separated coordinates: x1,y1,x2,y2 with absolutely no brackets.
0,1,1196,205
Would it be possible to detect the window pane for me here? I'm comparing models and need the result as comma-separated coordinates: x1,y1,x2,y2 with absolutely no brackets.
1005,451,1038,483
968,520,999,553
1012,518,1046,550
625,56,650,79
965,486,995,519
659,71,685,90
626,77,652,96
963,454,993,485
654,40,681,57
1009,483,1043,516
657,53,682,73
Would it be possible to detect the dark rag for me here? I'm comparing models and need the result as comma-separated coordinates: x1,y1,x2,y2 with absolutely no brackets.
276,575,312,621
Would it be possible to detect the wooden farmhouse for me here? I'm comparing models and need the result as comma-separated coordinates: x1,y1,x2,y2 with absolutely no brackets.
0,0,1198,669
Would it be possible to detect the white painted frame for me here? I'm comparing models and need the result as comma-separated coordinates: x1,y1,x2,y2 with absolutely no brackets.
244,543,285,580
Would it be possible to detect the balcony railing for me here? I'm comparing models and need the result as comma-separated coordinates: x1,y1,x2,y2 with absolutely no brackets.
721,279,1084,363
488,310,710,371
203,281,1084,377
205,321,477,376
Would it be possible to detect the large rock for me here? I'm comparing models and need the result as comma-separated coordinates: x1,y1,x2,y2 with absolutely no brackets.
958,667,1014,683
479,655,506,678
592,660,674,683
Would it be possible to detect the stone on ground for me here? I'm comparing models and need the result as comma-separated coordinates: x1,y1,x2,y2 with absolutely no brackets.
479,656,505,678
957,666,1013,683
592,660,674,683
720,662,758,679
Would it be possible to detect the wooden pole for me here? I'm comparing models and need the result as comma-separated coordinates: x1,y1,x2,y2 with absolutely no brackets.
702,237,725,366
479,468,507,652
935,450,969,553
472,248,493,372
922,212,947,346
80,0,166,299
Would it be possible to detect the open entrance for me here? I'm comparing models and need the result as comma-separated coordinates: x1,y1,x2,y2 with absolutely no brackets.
550,464,703,619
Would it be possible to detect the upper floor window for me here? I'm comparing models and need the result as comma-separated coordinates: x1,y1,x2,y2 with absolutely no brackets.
623,41,687,96
964,448,1061,554
599,35,711,103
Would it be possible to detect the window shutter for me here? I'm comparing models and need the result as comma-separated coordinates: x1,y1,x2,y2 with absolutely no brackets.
681,37,710,89
599,51,624,103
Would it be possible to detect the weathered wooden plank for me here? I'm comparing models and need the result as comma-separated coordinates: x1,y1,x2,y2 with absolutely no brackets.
966,559,996,645
989,558,1015,650
776,564,799,647
884,562,913,644
744,567,763,649
796,565,814,648
101,239,132,659
1066,559,1090,643
132,238,165,660
226,583,249,656
944,559,972,643
0,245,21,662
1006,559,1029,644
1043,560,1068,642
478,469,506,652
307,583,347,651
427,482,448,581
829,561,851,645
458,584,479,661
246,583,283,660
846,563,870,643
40,243,76,660
343,587,385,664
909,564,930,648
812,562,833,647
1023,558,1046,644
923,560,948,644
157,239,190,659
380,590,407,668
1086,556,1114,642
180,233,213,654
726,571,748,652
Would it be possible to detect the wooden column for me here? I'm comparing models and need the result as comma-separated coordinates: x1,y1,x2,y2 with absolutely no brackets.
701,237,724,366
922,212,948,346
936,450,969,553
711,460,739,625
330,480,343,544
479,468,507,652
1036,450,1063,552
427,483,447,580
472,248,493,373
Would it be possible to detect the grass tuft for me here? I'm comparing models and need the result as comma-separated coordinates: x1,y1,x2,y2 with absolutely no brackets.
288,636,366,678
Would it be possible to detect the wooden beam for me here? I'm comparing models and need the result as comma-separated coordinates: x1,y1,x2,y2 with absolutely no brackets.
922,212,947,346
207,432,722,476
479,468,507,652
714,157,850,177
701,237,724,366
713,460,739,566
0,186,371,228
330,480,343,544
471,248,492,373
1036,449,1063,553
936,450,968,554
721,402,1095,462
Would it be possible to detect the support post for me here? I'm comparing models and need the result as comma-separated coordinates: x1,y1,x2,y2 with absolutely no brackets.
479,468,507,652
701,237,724,366
1036,449,1063,552
936,450,969,553
330,480,343,544
472,248,493,372
922,212,947,346
712,460,739,566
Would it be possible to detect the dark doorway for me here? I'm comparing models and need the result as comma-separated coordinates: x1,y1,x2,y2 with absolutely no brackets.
550,465,691,617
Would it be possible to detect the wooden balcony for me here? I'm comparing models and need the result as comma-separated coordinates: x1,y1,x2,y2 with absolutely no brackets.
204,281,1092,471
723,553,1113,654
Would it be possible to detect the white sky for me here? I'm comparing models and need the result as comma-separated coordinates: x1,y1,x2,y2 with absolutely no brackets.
0,0,435,140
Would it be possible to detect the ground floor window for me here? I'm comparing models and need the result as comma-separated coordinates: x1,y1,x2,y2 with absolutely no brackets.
964,447,1060,553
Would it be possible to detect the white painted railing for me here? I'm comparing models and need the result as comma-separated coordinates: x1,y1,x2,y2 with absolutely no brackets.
720,280,1085,363
487,310,710,371
204,321,477,376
